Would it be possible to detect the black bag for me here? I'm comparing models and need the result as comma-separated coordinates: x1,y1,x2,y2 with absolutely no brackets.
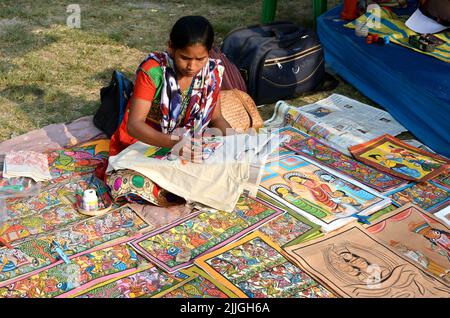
93,70,134,138
221,21,325,105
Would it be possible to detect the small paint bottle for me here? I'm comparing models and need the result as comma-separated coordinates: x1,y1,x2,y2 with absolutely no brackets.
82,189,98,211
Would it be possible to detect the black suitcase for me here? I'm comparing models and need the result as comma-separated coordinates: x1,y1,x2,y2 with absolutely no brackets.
221,21,324,105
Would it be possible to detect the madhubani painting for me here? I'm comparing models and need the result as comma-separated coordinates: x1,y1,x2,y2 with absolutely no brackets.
158,266,237,298
47,139,110,180
266,126,309,161
286,137,407,192
256,192,320,247
143,136,224,161
130,196,282,272
431,171,450,189
74,263,184,298
367,204,449,285
387,182,450,213
0,205,150,287
195,232,335,298
0,174,113,246
285,225,450,298
259,154,390,232
0,242,140,298
349,134,450,182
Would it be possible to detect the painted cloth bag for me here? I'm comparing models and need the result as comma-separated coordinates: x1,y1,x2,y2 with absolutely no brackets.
106,169,184,206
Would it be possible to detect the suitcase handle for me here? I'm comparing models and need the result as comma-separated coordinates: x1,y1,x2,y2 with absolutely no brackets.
260,23,305,46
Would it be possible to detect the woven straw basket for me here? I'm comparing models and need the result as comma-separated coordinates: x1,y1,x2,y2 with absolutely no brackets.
220,89,264,133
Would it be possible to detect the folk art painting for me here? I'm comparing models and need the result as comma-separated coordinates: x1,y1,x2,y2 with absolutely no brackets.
47,139,110,180
367,204,449,285
130,196,282,273
158,266,237,298
265,126,309,161
349,134,450,182
143,136,224,161
386,182,449,213
194,232,335,298
0,241,141,298
0,205,150,287
73,263,184,298
284,224,450,298
286,136,407,192
259,154,390,232
256,192,321,247
431,171,450,189
0,174,112,246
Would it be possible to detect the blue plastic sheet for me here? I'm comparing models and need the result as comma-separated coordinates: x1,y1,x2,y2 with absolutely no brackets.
317,2,450,157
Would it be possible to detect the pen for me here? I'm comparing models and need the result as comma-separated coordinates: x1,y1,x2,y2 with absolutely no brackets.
52,240,71,264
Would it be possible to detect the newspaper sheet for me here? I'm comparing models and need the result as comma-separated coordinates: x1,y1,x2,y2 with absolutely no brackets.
274,94,408,155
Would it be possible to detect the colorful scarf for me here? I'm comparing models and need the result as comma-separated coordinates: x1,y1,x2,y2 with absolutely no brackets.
138,51,223,136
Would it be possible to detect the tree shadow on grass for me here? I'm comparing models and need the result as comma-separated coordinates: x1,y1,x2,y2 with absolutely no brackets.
0,24,60,59
1,84,100,132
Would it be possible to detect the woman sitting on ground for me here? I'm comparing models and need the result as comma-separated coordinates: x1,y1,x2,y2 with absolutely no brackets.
107,15,231,205
109,15,231,159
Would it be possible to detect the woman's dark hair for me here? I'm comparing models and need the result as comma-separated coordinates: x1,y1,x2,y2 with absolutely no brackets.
170,16,214,51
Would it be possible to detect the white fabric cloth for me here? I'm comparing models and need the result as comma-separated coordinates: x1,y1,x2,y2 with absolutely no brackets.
107,133,279,211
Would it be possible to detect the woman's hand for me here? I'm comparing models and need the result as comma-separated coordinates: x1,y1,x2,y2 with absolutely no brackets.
171,136,204,164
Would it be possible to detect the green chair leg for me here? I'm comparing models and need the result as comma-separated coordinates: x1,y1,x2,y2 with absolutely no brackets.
261,0,278,24
313,0,328,28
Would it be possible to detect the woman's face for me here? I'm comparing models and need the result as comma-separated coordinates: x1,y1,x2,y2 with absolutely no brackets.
170,43,209,78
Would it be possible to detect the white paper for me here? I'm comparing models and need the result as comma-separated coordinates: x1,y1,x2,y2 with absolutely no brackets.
269,94,408,155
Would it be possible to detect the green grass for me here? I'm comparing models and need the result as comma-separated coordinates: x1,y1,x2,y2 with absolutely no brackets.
0,0,372,142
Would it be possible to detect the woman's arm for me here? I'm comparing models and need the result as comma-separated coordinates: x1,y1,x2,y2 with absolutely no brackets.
209,97,233,136
127,98,180,148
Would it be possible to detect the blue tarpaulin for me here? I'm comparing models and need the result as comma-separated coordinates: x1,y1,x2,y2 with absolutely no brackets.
317,2,450,157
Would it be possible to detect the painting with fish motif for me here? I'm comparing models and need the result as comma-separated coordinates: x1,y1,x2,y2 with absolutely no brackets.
47,139,110,180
